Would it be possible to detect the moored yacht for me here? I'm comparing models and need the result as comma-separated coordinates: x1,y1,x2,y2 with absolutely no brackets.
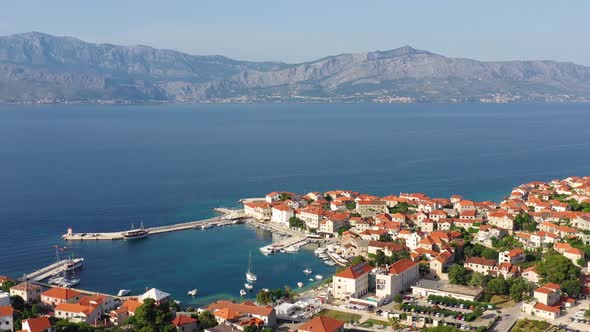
240,289,247,297
303,268,312,274
123,222,148,240
245,251,257,282
117,289,131,296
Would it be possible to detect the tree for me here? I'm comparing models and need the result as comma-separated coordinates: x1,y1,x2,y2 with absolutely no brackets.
509,277,531,302
486,278,509,296
279,193,291,201
468,272,485,287
256,290,274,305
337,226,350,236
393,294,403,303
10,295,25,311
244,326,259,332
288,217,305,229
345,202,356,210
448,265,471,285
388,202,413,214
536,253,581,284
514,212,537,232
198,311,218,329
388,316,401,329
1,280,16,293
379,234,393,242
561,279,581,298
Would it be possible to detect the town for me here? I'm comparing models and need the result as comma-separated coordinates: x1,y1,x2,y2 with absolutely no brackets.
2,175,590,332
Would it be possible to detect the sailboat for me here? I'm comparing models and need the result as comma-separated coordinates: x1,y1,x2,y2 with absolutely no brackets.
245,251,257,282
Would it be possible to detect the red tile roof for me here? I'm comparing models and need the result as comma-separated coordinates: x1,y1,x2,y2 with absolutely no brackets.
22,317,52,332
172,315,198,326
41,287,81,300
0,305,14,317
298,316,345,332
389,259,417,275
334,262,372,279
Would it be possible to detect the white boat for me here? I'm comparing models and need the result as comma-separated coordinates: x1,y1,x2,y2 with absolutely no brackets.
297,282,304,288
48,276,65,285
259,247,273,255
59,277,80,287
262,288,270,292
325,260,336,266
244,283,254,290
187,289,198,296
240,289,247,297
284,245,300,253
318,253,328,259
309,278,314,282
303,268,313,274
315,274,324,280
65,257,84,271
314,247,326,254
200,223,213,230
123,222,148,240
117,289,131,296
245,251,257,282
174,300,181,305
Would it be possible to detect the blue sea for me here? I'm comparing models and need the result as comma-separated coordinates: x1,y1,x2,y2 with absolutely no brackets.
1,103,589,306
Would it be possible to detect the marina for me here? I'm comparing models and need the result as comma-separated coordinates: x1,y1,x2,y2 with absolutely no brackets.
62,209,246,241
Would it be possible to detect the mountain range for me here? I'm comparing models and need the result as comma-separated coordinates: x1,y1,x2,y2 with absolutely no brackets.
1,32,589,104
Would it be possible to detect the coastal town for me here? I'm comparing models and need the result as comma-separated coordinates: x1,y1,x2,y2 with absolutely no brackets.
3,175,590,332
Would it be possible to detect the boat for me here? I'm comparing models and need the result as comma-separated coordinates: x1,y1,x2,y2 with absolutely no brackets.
117,289,131,296
318,253,328,259
325,260,336,266
240,289,247,297
245,251,257,282
174,300,181,305
48,276,65,285
200,223,213,230
259,247,273,255
123,222,148,240
297,282,304,288
262,288,270,292
187,289,198,296
315,274,324,280
244,283,254,290
309,278,314,282
314,247,326,255
284,245,300,253
65,257,84,271
303,268,312,274
59,276,80,287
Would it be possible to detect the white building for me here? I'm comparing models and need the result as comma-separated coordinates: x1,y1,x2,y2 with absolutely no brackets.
243,201,272,221
0,306,14,332
54,303,101,324
375,259,419,300
332,262,373,300
271,204,294,226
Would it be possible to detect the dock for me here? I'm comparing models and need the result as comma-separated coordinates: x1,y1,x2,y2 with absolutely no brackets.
63,209,245,241
22,260,72,281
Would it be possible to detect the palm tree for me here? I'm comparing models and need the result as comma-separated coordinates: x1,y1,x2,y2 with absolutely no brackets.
388,316,401,330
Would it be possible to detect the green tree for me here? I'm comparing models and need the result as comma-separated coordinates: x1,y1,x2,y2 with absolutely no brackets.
514,212,537,232
256,290,274,305
468,272,485,287
448,264,471,285
379,234,393,242
345,202,356,210
561,279,581,298
487,278,509,296
388,316,401,329
536,253,581,284
1,280,16,293
198,311,218,329
509,277,531,302
393,294,403,303
288,217,305,229
10,295,25,311
279,193,291,201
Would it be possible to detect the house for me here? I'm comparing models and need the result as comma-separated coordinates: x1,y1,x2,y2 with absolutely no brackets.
79,294,117,314
465,257,496,275
522,266,541,284
356,200,387,218
54,302,101,324
487,210,515,233
412,279,483,302
367,241,405,257
10,282,42,303
0,305,14,332
172,315,199,332
455,200,475,212
498,248,526,265
21,317,54,332
332,262,372,300
563,247,584,266
375,259,419,300
298,206,324,229
298,316,344,332
271,204,294,226
523,283,563,320
40,287,82,307
204,300,276,327
139,288,171,305
243,201,272,221
109,298,143,325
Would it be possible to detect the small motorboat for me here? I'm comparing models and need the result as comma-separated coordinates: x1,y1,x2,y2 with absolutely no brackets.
117,289,131,297
262,288,270,292
240,289,247,297
315,274,324,280
297,282,304,288
174,300,181,305
187,289,198,296
244,283,254,290
309,278,314,282
303,268,313,274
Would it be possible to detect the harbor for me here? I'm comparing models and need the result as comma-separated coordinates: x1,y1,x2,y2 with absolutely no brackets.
62,208,246,241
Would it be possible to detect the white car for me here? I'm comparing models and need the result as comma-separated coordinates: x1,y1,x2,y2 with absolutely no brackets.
574,311,585,317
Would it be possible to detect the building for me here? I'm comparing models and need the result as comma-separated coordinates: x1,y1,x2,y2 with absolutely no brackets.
41,287,82,307
498,248,526,265
172,315,199,332
298,316,345,332
10,282,42,303
411,279,484,302
243,201,272,221
204,300,277,327
0,293,9,307
54,303,100,324
109,299,143,325
465,257,496,275
79,294,117,315
356,200,387,218
375,259,419,300
0,305,14,332
522,266,541,284
298,206,324,230
271,204,294,226
139,288,171,305
522,283,563,320
332,262,372,300
21,317,54,332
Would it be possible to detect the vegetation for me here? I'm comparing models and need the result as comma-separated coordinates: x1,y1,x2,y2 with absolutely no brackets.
491,235,522,251
387,202,414,214
125,298,175,332
197,311,218,330
420,327,462,332
255,286,297,305
514,212,537,232
511,319,552,332
463,243,498,260
317,309,361,323
536,251,581,297
400,303,481,322
427,295,494,310
288,216,305,229
367,249,410,267
448,264,471,285
279,192,291,201
345,202,356,210
0,279,16,292
336,226,351,236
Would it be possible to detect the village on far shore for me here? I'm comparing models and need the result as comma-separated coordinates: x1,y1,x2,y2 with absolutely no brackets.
2,175,590,332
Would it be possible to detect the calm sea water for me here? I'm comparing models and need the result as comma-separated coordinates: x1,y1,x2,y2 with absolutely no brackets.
1,103,589,305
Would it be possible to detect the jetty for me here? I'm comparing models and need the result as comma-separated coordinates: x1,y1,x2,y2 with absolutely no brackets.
63,209,245,241
22,260,74,282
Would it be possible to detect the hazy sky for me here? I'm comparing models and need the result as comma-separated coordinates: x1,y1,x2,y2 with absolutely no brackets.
2,0,589,65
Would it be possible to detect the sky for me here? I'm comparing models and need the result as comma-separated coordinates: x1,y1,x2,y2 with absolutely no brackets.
1,0,589,65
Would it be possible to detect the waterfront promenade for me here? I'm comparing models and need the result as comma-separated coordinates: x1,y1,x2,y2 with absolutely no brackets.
63,208,245,240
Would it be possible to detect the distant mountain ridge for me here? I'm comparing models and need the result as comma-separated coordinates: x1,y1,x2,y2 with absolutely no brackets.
1,32,589,103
